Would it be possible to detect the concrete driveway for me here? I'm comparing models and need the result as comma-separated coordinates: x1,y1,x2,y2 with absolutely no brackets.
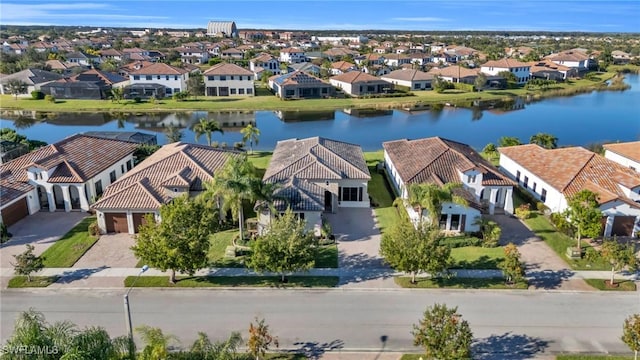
487,214,593,291
72,233,138,268
0,212,88,269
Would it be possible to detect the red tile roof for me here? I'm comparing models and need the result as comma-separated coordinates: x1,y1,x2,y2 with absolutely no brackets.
603,141,640,163
499,144,640,206
129,62,187,75
203,62,254,76
482,59,530,69
330,71,384,84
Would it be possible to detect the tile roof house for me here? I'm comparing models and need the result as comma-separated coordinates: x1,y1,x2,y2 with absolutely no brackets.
528,59,578,81
381,69,434,90
203,62,255,96
92,142,241,234
40,69,128,99
329,71,391,97
330,61,358,75
259,137,371,235
480,59,531,84
603,141,640,174
499,144,640,237
545,50,594,72
127,63,189,98
249,52,281,76
0,68,62,96
0,134,139,227
384,137,515,232
279,48,306,64
268,71,335,99
427,66,479,84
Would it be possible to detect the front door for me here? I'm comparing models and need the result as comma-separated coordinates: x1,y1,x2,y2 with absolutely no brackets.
324,191,332,212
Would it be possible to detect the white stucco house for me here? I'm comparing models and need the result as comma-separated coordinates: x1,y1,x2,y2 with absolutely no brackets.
603,141,640,173
383,137,515,233
381,69,434,90
545,50,592,72
175,47,210,64
258,137,371,236
128,62,189,97
0,134,139,227
329,72,391,97
92,142,241,234
203,62,255,96
499,144,640,237
250,53,281,77
279,48,306,64
480,59,531,84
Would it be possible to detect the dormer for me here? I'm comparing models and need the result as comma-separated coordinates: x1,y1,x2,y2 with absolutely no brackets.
27,166,48,182
161,168,192,199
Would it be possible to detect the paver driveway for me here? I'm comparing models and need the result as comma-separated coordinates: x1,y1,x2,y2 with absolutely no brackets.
72,233,138,268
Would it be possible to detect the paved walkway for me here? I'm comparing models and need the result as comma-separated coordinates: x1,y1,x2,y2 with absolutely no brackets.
72,233,137,268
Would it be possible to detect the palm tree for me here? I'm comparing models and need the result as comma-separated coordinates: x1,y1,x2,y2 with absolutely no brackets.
192,118,223,146
408,183,429,225
529,132,558,149
410,183,468,228
202,155,258,240
6,79,28,100
241,123,260,153
164,125,183,143
252,180,286,226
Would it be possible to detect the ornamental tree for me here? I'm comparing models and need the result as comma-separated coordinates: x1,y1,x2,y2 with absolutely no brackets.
412,303,473,360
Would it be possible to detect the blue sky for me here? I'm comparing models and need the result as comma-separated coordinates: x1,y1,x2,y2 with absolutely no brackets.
1,0,638,33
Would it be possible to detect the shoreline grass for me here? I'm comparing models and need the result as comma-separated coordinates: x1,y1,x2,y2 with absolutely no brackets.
395,276,527,289
40,216,98,268
8,276,59,288
124,275,339,288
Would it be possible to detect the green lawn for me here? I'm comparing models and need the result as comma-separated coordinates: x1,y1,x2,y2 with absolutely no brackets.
315,244,339,268
40,217,99,267
124,275,339,288
7,276,59,288
395,276,527,289
523,213,610,270
450,246,504,269
585,278,637,291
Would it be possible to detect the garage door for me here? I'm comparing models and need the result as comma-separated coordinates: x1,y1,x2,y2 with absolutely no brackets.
105,213,128,233
612,216,635,236
1,198,29,227
132,213,154,233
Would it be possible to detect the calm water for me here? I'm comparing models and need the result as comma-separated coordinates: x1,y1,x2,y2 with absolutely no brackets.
1,75,639,151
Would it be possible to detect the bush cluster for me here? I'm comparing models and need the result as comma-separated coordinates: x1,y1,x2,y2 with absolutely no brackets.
515,204,531,220
441,235,483,248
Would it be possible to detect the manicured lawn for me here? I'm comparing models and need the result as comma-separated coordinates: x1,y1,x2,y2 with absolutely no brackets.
315,244,339,268
523,213,610,270
7,276,59,288
585,278,637,291
368,167,395,208
395,276,527,289
40,217,99,267
450,246,504,269
556,355,634,360
124,275,339,288
248,151,272,175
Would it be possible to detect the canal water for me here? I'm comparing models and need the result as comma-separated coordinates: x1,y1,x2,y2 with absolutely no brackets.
1,75,639,151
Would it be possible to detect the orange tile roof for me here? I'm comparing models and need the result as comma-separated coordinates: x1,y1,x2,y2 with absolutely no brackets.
330,71,384,84
203,62,254,76
482,58,530,69
499,144,640,206
129,62,187,75
427,66,479,78
603,141,640,163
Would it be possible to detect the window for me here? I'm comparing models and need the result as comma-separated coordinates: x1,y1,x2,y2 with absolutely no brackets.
230,76,234,80
239,88,245,94
532,182,537,192
133,75,140,80
230,88,236,95
439,214,448,229
121,164,125,174
166,76,170,80
467,175,476,183
109,170,116,184
340,187,361,202
541,189,547,202
208,76,214,81
126,160,133,171
157,75,161,80
166,88,172,95
247,88,253,94
414,83,420,89
174,88,180,94
95,180,103,197
174,76,178,80
450,214,461,230
145,75,152,80
516,170,521,182
523,176,529,189
220,76,226,80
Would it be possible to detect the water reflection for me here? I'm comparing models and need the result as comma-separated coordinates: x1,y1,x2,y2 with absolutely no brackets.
275,110,335,122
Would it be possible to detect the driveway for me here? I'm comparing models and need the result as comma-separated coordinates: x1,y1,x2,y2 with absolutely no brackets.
487,214,593,291
0,212,88,269
72,233,138,268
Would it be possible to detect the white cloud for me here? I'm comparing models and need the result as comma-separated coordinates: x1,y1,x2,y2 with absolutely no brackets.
391,17,450,22
0,2,110,19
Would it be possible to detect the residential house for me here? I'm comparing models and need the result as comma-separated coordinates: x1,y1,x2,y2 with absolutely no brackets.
354,54,385,66
127,62,189,98
45,59,74,75
269,71,335,99
603,141,640,173
329,72,391,97
505,46,534,59
330,61,358,75
384,54,412,67
65,52,98,67
250,53,281,76
322,48,358,62
83,131,157,145
220,48,244,60
92,142,241,234
427,66,479,84
383,137,515,232
499,144,640,237
258,137,371,235
32,42,58,53
41,69,127,100
288,62,322,76
279,48,306,64
480,59,531,84
431,51,458,65
545,50,593,72
0,68,62,95
0,134,139,227
203,62,255,96
381,69,434,90
528,59,578,81
100,48,126,62
612,50,632,65
175,47,210,64
117,60,155,77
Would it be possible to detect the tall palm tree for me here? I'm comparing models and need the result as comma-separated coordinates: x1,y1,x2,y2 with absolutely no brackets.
240,123,260,153
252,180,287,227
529,132,558,149
192,118,223,146
202,155,258,240
409,183,468,228
164,125,183,143
408,183,429,224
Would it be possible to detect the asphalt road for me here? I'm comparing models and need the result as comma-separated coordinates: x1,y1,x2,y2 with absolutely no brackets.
1,289,638,357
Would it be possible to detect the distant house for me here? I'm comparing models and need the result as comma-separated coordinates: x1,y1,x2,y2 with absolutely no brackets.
545,50,593,72
127,63,189,98
279,48,306,64
528,59,578,81
220,48,244,60
603,141,640,173
175,47,210,64
322,47,358,62
480,59,531,84
383,54,412,67
93,142,241,234
100,48,126,62
203,62,255,96
427,66,479,84
384,137,515,232
329,72,391,97
269,71,335,99
250,53,281,76
0,134,138,227
499,144,640,237
41,69,127,99
612,50,632,65
354,54,385,66
258,137,371,235
330,61,357,75
288,62,322,76
0,68,62,95
382,69,434,90
65,51,98,67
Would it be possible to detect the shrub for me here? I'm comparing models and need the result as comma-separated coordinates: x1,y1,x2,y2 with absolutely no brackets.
88,221,100,237
44,95,56,103
536,202,548,213
133,97,142,103
549,212,572,236
515,204,531,220
0,223,12,243
584,247,601,263
31,90,45,100
441,235,483,248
